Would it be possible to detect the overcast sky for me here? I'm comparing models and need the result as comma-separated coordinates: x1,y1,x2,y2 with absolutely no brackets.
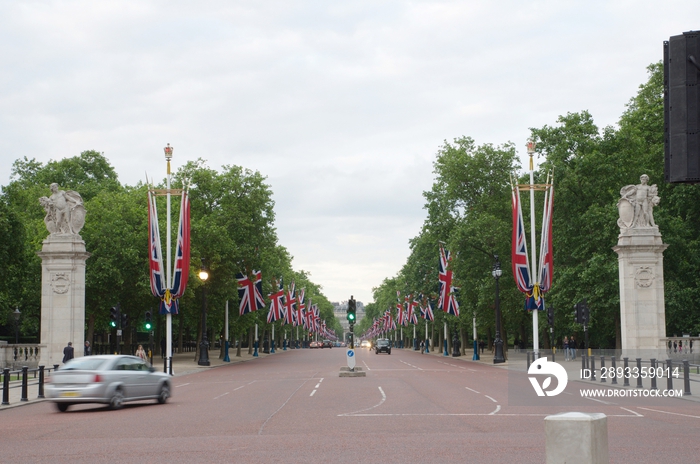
1,1,697,304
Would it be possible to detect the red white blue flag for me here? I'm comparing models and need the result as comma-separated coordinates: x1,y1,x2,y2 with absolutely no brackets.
538,184,554,294
267,278,285,323
511,182,533,295
438,244,460,317
408,296,419,324
237,270,265,316
297,288,306,329
148,186,190,315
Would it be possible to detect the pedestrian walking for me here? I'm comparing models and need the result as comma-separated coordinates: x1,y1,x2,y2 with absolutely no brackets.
135,344,148,362
420,340,424,354
84,341,92,356
62,342,74,364
563,336,569,361
570,336,576,360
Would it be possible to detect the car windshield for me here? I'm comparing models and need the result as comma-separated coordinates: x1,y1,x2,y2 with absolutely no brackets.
377,340,389,346
60,358,110,371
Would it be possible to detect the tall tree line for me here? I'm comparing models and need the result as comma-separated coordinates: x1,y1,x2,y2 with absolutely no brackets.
0,153,341,347
360,63,700,350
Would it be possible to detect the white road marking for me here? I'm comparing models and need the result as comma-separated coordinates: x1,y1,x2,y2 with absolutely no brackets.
310,390,317,397
338,386,386,416
583,396,615,405
175,383,190,388
400,360,423,370
637,407,700,419
489,405,501,415
484,395,498,403
259,374,317,435
465,387,481,394
213,392,229,400
318,378,324,383
233,385,245,391
362,361,371,371
315,383,320,388
344,413,641,417
620,407,643,417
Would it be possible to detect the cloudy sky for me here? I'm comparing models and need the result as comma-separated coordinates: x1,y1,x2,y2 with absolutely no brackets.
1,1,697,304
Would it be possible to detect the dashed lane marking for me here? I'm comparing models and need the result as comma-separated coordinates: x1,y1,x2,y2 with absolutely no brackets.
637,407,700,419
310,390,317,397
465,387,481,394
484,395,498,403
338,387,386,416
213,392,229,400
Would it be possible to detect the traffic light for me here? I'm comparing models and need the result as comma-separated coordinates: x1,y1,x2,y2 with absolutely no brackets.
121,313,129,329
347,297,356,323
581,300,590,325
574,302,582,324
110,305,119,328
144,311,152,330
547,305,554,326
664,31,700,183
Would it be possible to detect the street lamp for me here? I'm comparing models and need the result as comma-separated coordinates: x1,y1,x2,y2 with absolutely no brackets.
198,260,210,366
492,256,505,364
13,307,21,344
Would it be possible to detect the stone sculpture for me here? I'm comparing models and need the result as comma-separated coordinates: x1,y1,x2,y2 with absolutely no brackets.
39,183,86,235
617,174,660,230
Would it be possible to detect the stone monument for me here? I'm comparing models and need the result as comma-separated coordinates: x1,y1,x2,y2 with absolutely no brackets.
613,174,667,352
37,184,90,366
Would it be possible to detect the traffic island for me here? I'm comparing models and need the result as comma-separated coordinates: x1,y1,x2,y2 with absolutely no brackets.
339,366,366,377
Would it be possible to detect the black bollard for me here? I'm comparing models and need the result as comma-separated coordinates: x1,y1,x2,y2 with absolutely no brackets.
666,359,673,391
581,354,586,373
21,366,28,402
527,351,531,371
590,355,596,381
650,359,657,391
611,357,617,385
600,356,606,383
683,360,691,396
636,359,643,388
38,365,45,399
623,358,630,387
2,368,9,405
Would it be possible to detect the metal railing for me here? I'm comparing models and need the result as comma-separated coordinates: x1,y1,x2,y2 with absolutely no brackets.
1,364,60,406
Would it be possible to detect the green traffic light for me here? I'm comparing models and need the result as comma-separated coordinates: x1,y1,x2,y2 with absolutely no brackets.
110,321,117,328
348,313,355,321
145,322,152,330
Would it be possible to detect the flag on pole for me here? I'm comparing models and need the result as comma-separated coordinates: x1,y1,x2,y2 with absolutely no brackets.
267,278,285,323
438,244,460,317
511,181,533,294
237,270,265,316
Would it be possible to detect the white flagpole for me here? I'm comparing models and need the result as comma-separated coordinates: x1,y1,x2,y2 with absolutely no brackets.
527,140,539,356
164,143,173,374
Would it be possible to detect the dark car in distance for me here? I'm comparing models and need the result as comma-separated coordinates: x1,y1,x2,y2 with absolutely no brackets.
321,340,332,348
375,338,391,355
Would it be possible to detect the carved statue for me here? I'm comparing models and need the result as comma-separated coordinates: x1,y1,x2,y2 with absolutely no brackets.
617,174,660,230
39,183,86,235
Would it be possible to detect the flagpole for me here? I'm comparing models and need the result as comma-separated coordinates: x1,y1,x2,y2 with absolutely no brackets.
528,140,539,356
473,313,479,360
425,320,429,353
253,323,259,357
271,324,275,353
164,143,173,375
443,321,448,356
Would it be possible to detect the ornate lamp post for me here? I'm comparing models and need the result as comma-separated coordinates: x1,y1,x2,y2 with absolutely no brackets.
492,257,506,364
198,260,210,366
13,307,21,344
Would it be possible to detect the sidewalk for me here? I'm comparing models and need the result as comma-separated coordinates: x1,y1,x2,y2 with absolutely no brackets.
410,345,700,403
0,346,276,410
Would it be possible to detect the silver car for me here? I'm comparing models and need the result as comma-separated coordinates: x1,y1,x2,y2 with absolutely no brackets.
46,355,172,412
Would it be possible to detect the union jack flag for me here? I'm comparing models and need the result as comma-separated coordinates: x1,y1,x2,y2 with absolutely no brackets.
421,298,435,321
267,278,285,323
407,296,419,324
148,186,191,315
438,244,459,317
285,281,297,326
538,184,554,294
237,270,265,316
511,182,533,294
297,288,306,329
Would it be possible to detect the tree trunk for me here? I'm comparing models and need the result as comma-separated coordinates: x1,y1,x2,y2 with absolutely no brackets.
248,327,253,355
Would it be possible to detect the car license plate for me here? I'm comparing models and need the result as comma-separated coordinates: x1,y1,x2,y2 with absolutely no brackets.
59,391,81,398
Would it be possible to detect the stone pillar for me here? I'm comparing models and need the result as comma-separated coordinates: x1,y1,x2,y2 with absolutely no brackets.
38,235,90,366
613,175,667,353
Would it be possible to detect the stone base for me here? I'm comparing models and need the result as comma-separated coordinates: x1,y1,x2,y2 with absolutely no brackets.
545,412,608,464
339,366,366,377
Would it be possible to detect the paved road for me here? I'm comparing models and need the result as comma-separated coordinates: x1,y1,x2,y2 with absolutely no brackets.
2,347,700,463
